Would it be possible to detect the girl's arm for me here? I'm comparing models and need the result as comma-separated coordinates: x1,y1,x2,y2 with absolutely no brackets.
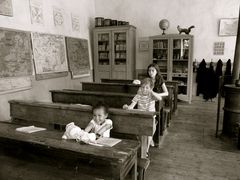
151,83,169,100
85,122,94,133
96,123,112,136
123,101,137,110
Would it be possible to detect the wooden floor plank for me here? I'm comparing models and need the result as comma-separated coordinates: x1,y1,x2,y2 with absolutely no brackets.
146,97,240,180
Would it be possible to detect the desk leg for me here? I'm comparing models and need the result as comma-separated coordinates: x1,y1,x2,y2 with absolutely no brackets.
140,136,148,158
130,156,137,180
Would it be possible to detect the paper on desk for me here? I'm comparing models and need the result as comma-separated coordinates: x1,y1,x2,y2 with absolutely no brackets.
16,126,46,133
96,137,121,147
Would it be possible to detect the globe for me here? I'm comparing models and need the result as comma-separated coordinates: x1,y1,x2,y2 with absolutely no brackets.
159,19,169,35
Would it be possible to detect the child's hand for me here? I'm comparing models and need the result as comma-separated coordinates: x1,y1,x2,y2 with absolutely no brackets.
123,104,129,110
151,90,162,101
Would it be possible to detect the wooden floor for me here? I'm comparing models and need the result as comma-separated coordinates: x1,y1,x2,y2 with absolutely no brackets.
146,97,240,180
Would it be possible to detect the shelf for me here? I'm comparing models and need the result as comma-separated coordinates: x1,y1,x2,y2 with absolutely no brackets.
98,40,109,42
99,59,109,61
173,59,189,62
115,58,126,60
115,39,126,42
172,76,188,78
172,73,188,78
153,59,168,61
173,48,189,50
153,48,168,50
115,50,126,52
98,50,109,52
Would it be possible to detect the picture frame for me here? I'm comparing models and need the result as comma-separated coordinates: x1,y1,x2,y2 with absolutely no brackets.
213,42,225,55
139,41,149,51
219,18,238,36
0,0,13,17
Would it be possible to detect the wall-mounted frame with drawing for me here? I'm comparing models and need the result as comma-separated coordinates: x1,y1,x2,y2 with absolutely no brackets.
219,18,238,36
139,40,149,51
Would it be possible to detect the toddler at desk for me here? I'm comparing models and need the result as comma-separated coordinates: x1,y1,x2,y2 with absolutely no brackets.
62,102,113,144
123,78,162,156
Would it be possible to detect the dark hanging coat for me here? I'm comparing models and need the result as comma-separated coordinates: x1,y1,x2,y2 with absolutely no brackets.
215,59,223,92
224,59,232,85
196,59,207,96
216,59,223,78
203,62,217,100
225,59,232,76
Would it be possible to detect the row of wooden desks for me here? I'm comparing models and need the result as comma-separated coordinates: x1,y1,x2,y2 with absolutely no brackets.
50,89,162,149
0,99,155,179
1,79,177,179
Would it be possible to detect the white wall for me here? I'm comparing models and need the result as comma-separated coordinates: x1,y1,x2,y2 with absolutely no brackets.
95,0,240,70
0,0,95,121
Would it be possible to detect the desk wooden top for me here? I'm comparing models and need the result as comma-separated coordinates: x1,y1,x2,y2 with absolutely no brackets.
50,89,135,98
9,100,156,118
0,122,140,164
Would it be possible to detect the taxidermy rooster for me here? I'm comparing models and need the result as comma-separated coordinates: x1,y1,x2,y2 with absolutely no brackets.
177,25,195,34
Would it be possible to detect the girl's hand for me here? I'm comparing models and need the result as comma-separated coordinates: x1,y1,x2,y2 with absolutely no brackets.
151,90,162,101
123,104,129,110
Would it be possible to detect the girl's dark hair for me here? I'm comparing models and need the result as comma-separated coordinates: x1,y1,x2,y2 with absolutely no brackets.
92,101,109,114
147,63,164,93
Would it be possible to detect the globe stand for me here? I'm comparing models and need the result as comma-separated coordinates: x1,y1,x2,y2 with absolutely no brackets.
162,29,166,35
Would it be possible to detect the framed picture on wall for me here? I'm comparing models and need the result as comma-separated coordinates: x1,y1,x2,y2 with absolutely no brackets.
0,0,13,16
219,18,238,36
213,42,225,55
139,41,149,51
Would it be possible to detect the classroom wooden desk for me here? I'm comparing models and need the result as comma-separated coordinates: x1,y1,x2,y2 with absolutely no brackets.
9,100,155,158
0,122,139,180
100,78,178,113
82,82,139,94
101,79,133,84
51,89,135,108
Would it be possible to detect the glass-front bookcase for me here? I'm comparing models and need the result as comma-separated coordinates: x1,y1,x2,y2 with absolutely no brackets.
149,34,193,103
94,26,136,82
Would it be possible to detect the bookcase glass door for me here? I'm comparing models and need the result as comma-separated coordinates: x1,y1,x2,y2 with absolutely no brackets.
97,33,111,66
152,39,169,80
172,38,190,95
111,31,127,79
113,32,127,66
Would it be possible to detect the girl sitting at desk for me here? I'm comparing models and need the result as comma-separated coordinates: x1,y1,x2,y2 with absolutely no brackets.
62,102,112,143
85,102,113,138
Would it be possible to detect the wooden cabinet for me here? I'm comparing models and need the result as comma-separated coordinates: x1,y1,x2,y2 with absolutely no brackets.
149,34,193,103
93,26,136,82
